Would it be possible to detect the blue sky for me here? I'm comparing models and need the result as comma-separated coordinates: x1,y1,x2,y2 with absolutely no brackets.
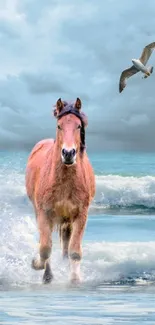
1,0,155,151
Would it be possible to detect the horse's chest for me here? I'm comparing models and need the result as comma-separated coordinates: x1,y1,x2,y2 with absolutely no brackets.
54,198,78,219
46,180,81,218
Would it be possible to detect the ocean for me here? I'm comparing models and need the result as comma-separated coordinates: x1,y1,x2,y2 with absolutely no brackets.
0,150,155,324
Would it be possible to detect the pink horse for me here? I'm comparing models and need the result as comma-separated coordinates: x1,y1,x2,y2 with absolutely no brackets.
25,98,95,284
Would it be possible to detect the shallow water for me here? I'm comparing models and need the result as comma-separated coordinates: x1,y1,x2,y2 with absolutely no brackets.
1,287,155,325
1,151,155,324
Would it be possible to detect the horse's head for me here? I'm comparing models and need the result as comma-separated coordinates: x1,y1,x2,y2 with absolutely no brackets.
53,98,88,166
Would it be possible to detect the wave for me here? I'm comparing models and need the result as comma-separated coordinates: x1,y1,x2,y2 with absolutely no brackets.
0,214,155,289
91,175,155,213
83,241,155,286
1,168,155,214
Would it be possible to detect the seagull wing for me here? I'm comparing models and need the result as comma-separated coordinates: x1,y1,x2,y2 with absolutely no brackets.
119,65,139,93
139,42,155,65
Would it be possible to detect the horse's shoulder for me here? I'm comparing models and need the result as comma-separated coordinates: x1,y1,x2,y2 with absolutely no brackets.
27,139,55,169
29,139,54,157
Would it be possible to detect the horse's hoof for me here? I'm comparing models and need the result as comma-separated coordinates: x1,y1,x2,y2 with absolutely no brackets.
31,258,44,270
43,262,53,284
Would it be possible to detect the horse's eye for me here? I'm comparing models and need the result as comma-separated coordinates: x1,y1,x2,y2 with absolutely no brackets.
57,125,61,130
77,125,81,129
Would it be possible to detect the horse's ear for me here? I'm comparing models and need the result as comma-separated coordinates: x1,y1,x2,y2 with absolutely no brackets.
54,98,64,116
74,97,82,111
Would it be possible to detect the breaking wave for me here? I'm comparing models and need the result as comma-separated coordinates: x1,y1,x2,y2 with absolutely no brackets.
92,175,155,213
0,215,155,288
1,165,155,216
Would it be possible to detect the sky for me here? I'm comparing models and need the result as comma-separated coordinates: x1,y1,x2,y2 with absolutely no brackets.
1,0,155,152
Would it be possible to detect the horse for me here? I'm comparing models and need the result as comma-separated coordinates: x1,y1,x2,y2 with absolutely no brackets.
25,97,96,284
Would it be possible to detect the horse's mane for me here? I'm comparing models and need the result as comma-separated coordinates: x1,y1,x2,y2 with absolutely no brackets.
53,100,88,127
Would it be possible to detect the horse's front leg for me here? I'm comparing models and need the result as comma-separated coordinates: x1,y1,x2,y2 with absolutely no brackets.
32,209,53,284
68,211,87,283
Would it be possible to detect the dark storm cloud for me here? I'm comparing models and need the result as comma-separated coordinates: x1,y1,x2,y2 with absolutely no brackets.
1,0,155,151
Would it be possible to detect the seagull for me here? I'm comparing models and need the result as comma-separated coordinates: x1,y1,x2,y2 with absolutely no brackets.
119,42,155,93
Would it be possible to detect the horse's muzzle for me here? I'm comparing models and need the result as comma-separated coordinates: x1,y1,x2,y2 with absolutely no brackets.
61,148,76,165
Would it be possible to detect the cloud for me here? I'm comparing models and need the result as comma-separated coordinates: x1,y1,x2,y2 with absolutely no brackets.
0,0,155,151
23,72,69,94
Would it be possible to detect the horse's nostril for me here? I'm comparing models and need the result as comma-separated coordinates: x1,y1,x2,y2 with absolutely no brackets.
71,149,76,156
62,148,66,156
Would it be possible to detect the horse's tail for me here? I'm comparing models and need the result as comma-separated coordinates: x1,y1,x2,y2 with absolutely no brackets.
58,222,72,243
55,223,66,240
